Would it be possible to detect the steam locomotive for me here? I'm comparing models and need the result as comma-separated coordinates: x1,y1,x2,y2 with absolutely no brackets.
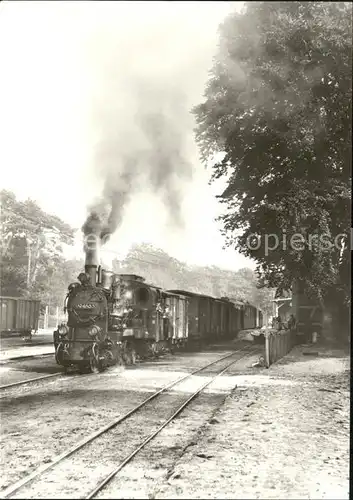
53,242,263,373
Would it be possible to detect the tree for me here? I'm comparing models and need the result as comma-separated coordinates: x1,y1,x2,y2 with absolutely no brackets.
193,2,351,340
32,257,84,312
0,190,76,301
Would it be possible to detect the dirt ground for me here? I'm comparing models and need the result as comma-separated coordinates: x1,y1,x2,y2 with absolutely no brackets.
0,330,54,359
0,341,349,499
0,345,54,363
151,344,350,500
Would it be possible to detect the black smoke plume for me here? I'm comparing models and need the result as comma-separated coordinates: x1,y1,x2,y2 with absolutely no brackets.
81,3,231,243
82,84,194,243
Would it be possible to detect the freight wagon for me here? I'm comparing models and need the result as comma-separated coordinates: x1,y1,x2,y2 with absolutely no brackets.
0,296,40,338
167,291,242,343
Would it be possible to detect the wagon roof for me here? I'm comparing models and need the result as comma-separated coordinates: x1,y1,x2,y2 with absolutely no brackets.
163,290,188,298
231,300,246,306
167,289,215,299
0,296,41,302
167,290,233,303
167,289,197,297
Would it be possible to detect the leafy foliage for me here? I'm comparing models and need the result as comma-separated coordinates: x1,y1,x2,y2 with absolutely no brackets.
193,2,351,309
0,190,78,307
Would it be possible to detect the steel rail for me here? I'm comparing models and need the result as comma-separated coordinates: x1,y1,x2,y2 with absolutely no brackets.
1,345,254,499
0,373,62,391
0,352,54,364
85,348,254,499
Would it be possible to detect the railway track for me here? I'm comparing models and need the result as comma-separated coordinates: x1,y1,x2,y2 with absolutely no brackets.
0,352,54,365
1,344,260,499
0,352,61,392
0,372,63,391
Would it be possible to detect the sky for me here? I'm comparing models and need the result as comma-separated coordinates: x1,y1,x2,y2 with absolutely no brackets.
0,0,253,271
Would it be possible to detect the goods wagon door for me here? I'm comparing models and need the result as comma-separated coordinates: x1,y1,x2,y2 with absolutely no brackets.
245,305,252,330
212,301,217,338
206,299,215,338
219,302,224,338
187,296,199,339
249,305,256,329
233,306,243,334
243,306,247,330
224,304,230,338
244,306,249,330
221,303,230,338
199,297,211,339
166,295,187,341
0,298,16,331
240,307,245,330
231,307,237,335
233,307,240,336
16,300,40,332
178,296,188,340
215,301,221,338
218,302,223,337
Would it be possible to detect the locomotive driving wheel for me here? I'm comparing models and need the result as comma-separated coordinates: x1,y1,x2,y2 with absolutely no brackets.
103,339,117,367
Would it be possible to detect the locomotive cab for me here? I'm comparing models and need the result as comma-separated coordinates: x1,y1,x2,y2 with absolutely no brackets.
113,274,154,339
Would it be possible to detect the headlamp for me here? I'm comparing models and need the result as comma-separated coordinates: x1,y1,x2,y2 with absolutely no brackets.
88,325,101,338
124,290,132,299
58,324,69,336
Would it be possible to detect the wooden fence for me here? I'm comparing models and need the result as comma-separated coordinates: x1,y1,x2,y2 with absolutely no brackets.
264,329,297,368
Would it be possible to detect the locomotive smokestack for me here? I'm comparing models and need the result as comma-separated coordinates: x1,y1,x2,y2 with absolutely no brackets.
84,230,101,286
84,234,101,287
82,212,104,287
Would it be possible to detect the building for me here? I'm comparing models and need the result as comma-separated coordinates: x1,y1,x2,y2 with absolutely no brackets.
272,296,292,324
272,283,323,335
291,279,323,337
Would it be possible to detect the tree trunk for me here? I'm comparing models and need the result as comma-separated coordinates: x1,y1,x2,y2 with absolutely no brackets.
338,305,351,345
321,300,346,345
321,308,335,344
321,295,350,346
